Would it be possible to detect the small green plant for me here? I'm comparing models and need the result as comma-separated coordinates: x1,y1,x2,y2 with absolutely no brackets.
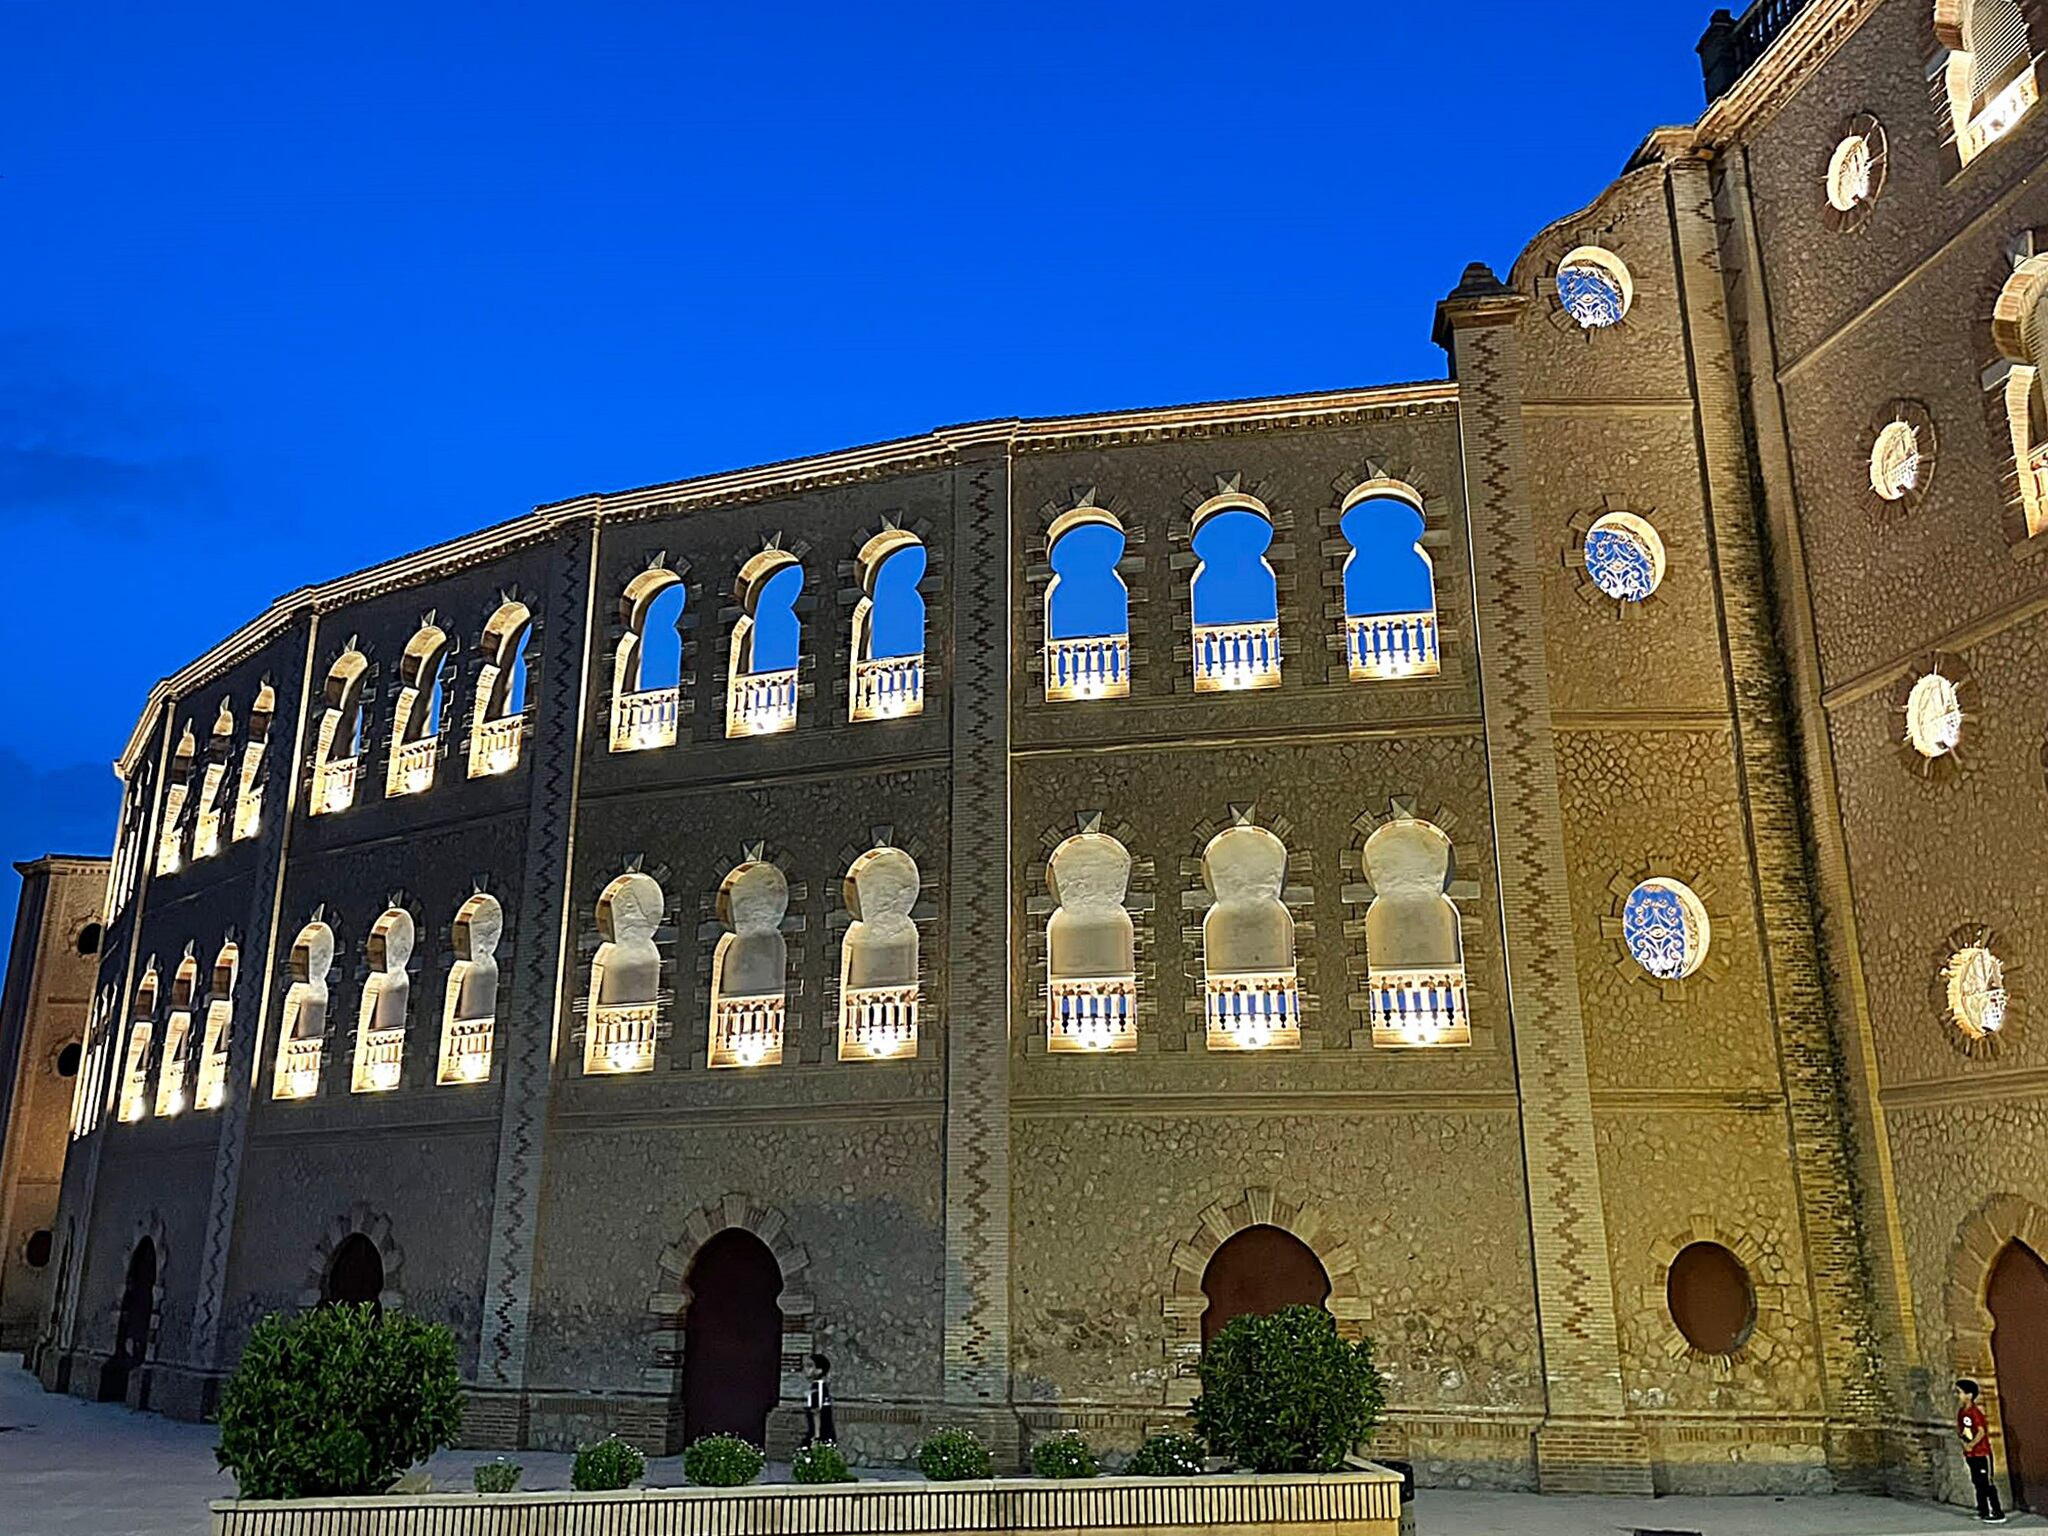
1127,1432,1205,1477
683,1433,765,1487
214,1303,463,1499
571,1435,646,1491
918,1427,993,1481
1030,1431,1098,1479
1192,1305,1386,1473
792,1441,857,1484
473,1458,522,1494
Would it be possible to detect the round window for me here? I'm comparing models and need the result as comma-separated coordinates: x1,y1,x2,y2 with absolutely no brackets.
1826,134,1874,212
1667,1241,1757,1355
76,922,101,958
1946,946,2008,1040
1556,247,1633,329
23,1228,53,1269
1870,420,1923,501
55,1042,81,1078
1622,879,1712,981
1903,672,1964,759
1584,512,1667,602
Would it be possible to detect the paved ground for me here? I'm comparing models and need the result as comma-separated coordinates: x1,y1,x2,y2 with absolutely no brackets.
0,1357,2036,1535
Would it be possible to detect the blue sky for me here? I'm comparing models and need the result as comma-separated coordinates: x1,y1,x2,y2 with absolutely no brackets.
0,1,1714,962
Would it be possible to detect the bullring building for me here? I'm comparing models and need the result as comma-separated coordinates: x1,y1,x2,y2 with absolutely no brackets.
15,0,2048,1511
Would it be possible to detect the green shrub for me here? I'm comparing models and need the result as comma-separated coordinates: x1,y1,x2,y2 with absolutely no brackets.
792,1441,857,1484
917,1427,993,1481
1192,1305,1385,1473
473,1458,522,1494
571,1435,646,1491
215,1303,463,1500
1030,1431,1097,1479
683,1433,764,1487
1127,1432,1205,1477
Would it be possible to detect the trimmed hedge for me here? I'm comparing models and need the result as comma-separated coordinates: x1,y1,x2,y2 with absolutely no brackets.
1127,1432,1205,1477
571,1436,645,1491
917,1427,993,1481
1192,1305,1386,1473
683,1434,765,1487
1030,1432,1098,1479
792,1441,857,1484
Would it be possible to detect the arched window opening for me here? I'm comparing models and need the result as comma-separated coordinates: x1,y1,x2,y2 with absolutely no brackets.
1666,1241,1758,1356
231,685,275,842
1199,1226,1331,1348
322,1233,385,1313
386,625,450,799
470,602,534,778
71,988,114,1139
588,873,664,1075
152,952,201,1118
155,726,198,877
190,701,236,861
681,1229,785,1446
1191,499,1282,692
1045,512,1131,701
1340,485,1441,679
272,921,335,1100
850,531,927,721
194,943,238,1111
1988,1239,2048,1510
1201,826,1299,1051
1994,253,2048,536
98,1237,156,1404
1941,0,2041,165
728,553,803,737
1363,816,1470,1048
440,895,502,1084
352,909,414,1093
612,570,687,752
840,847,920,1061
1045,831,1137,1053
709,862,789,1069
311,651,370,815
110,769,151,919
117,962,159,1124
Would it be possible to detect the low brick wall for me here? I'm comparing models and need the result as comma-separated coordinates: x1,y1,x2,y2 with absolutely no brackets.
210,1469,1406,1536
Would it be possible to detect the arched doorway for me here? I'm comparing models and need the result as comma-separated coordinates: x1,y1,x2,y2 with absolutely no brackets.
1200,1223,1331,1348
1991,1239,2048,1511
97,1238,156,1404
322,1232,385,1312
682,1228,784,1445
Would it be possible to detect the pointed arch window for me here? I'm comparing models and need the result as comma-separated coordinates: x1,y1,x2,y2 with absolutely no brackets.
612,569,687,752
71,987,118,1138
470,602,533,778
588,872,664,1075
709,861,789,1068
109,767,152,919
231,686,274,842
191,701,236,860
387,625,450,798
155,726,198,876
154,953,201,1116
728,552,803,737
1200,826,1299,1051
1362,815,1469,1048
311,651,370,815
1045,830,1137,1053
1940,0,2041,165
850,531,927,721
1191,497,1282,692
1045,510,1130,701
352,908,414,1092
440,895,502,1083
194,943,238,1110
272,920,336,1099
1340,483,1441,679
840,847,920,1060
117,962,159,1123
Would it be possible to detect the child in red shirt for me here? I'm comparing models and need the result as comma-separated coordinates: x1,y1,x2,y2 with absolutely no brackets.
1956,1378,2007,1523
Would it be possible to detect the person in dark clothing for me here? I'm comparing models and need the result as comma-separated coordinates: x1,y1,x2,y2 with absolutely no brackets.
803,1353,836,1446
1957,1378,2008,1524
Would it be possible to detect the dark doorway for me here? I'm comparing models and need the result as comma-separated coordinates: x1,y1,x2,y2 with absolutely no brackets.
1990,1239,2048,1512
322,1233,385,1312
1200,1224,1331,1348
97,1238,156,1404
682,1228,784,1446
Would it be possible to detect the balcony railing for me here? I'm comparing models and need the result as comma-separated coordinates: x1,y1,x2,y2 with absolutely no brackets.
275,1035,324,1100
470,714,525,778
313,756,359,816
1193,621,1282,692
851,654,924,721
389,736,439,797
1368,966,1471,1049
353,1026,406,1092
154,1021,192,1117
193,805,224,861
613,686,679,752
1347,611,1441,681
233,745,266,840
1204,971,1302,1052
709,994,785,1069
118,1034,152,1124
195,1017,231,1111
729,668,799,737
440,1015,496,1084
586,1001,659,1075
1045,634,1131,701
840,984,920,1060
1961,62,2041,165
1047,975,1138,1054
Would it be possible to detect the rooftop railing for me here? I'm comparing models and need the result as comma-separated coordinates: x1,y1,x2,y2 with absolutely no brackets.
1699,0,1814,102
